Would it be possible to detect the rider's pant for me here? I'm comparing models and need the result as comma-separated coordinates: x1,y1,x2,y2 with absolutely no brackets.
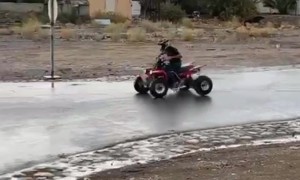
165,61,181,86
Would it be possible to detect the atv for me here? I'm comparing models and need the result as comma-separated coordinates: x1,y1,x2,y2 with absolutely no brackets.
134,56,213,98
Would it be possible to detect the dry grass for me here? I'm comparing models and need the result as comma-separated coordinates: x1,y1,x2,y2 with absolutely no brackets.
60,28,76,40
224,16,241,28
181,18,194,28
236,25,277,37
278,22,296,30
166,30,177,40
11,26,22,34
104,23,127,33
180,28,205,41
110,32,124,42
104,23,128,42
212,29,229,43
127,27,146,42
34,29,49,41
194,28,205,38
20,18,42,39
266,21,275,28
140,20,160,32
90,20,102,28
92,11,128,23
124,20,132,28
181,28,195,41
159,21,174,29
0,28,13,35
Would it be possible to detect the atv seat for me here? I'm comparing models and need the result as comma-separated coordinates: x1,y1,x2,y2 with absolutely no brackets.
180,62,193,72
181,62,193,68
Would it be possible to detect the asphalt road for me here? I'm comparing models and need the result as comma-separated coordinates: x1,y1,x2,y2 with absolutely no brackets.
0,68,300,174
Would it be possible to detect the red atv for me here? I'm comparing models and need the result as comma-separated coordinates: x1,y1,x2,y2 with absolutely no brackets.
134,56,213,98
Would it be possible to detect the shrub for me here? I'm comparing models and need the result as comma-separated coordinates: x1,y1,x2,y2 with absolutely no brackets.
263,0,296,14
93,11,128,23
127,27,146,42
10,26,20,35
251,27,277,37
224,16,241,28
181,18,194,28
0,28,13,35
58,13,77,24
194,29,206,37
159,21,174,29
266,21,275,28
124,20,132,28
236,26,277,37
181,28,195,41
140,20,160,32
203,0,258,20
60,28,76,40
160,2,186,23
166,30,177,40
35,29,49,41
104,23,127,42
21,18,42,39
104,23,127,33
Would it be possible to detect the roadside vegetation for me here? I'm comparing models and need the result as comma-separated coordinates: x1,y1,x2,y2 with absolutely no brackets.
0,0,298,42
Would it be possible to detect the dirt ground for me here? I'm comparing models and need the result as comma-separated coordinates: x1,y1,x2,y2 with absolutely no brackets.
87,142,300,180
0,27,300,81
1,14,300,81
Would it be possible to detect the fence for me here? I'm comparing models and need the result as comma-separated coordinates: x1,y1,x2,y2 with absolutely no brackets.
0,2,44,13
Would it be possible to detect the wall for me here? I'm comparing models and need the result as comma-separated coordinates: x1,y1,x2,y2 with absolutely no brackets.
0,2,44,13
115,0,132,19
88,0,132,19
88,0,105,17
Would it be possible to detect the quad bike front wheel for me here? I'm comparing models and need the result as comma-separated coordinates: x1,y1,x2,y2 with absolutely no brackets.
134,77,149,94
149,78,168,98
193,75,213,96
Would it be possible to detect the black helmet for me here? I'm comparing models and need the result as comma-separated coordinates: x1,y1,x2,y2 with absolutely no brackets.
158,39,170,52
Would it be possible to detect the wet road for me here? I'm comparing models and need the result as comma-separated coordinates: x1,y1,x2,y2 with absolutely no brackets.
0,68,300,174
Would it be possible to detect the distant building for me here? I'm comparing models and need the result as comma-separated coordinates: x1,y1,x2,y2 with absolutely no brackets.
88,0,134,19
256,0,300,15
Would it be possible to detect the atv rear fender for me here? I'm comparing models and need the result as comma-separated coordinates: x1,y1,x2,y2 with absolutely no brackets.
149,70,168,80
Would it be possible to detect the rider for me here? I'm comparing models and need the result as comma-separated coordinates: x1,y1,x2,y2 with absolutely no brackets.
157,39,182,87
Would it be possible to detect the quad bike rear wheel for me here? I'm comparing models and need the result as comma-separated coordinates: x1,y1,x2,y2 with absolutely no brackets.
193,75,213,96
134,77,149,94
149,78,168,98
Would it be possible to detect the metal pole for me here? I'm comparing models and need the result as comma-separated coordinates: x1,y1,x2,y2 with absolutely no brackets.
50,0,54,79
297,0,300,15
